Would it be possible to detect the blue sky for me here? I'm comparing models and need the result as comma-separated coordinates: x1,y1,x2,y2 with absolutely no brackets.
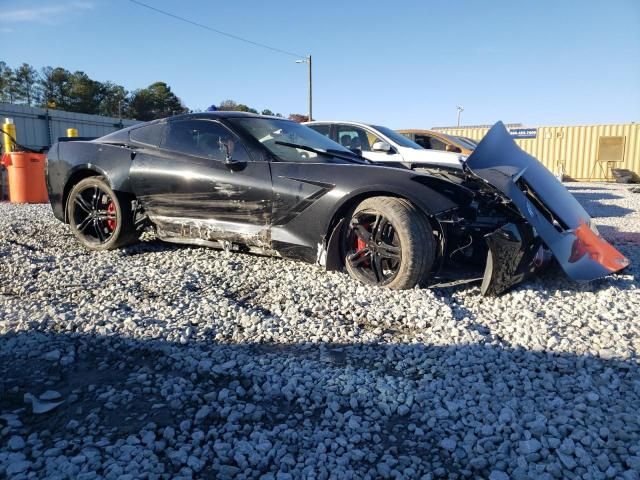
1,0,639,128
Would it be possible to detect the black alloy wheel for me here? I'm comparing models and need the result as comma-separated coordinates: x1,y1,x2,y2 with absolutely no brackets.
343,197,435,289
72,185,117,243
67,176,139,250
346,211,402,286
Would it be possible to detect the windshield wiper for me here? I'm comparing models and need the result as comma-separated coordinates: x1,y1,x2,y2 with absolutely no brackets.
274,141,367,163
326,148,368,162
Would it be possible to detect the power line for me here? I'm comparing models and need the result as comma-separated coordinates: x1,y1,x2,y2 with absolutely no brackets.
128,0,305,59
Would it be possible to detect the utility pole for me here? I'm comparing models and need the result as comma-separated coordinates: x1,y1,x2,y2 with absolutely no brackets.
308,55,312,122
456,105,464,127
296,55,313,121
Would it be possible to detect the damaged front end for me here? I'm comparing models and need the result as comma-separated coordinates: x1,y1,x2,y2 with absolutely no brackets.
480,222,548,295
425,182,550,296
437,121,629,296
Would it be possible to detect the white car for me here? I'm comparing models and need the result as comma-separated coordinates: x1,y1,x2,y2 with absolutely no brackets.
305,120,465,168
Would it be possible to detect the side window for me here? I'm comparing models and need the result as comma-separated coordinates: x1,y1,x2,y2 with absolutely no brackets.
365,130,383,150
399,132,414,141
415,135,446,150
309,124,331,138
162,120,250,161
336,125,382,152
130,122,165,146
429,136,448,151
414,135,430,149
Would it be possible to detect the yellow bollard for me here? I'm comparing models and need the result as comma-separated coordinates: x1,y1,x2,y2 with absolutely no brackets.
1,118,17,153
67,128,78,137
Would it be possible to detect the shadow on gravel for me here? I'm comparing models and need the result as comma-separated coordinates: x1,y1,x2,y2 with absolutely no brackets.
566,191,634,218
1,330,639,478
119,239,190,257
596,225,640,246
565,186,609,191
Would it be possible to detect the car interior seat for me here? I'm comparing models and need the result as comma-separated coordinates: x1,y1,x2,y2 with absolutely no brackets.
350,136,362,151
340,134,352,148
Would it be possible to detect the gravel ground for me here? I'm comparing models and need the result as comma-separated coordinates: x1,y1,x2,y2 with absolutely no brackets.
1,182,639,479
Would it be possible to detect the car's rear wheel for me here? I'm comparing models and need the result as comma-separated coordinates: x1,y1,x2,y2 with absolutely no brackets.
67,176,139,250
343,197,435,289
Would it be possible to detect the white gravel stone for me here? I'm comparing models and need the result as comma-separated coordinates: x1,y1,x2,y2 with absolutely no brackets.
519,439,542,455
39,390,62,401
8,436,25,451
43,349,61,361
0,183,638,478
489,471,510,480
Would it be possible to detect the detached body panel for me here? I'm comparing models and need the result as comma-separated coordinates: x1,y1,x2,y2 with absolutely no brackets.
466,122,629,283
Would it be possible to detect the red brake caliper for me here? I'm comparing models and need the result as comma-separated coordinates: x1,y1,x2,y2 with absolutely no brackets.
354,223,370,266
106,201,117,231
354,223,368,251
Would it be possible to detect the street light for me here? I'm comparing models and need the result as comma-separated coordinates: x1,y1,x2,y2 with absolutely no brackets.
456,105,464,127
295,55,312,121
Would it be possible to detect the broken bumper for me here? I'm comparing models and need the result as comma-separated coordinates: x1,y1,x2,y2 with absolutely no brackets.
467,122,629,294
481,223,546,296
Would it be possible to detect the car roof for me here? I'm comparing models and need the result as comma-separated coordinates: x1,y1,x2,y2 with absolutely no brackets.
170,111,286,121
396,129,458,141
104,112,295,138
305,120,376,128
396,129,443,135
395,129,474,153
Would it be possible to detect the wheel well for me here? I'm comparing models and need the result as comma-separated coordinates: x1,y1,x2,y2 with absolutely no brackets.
62,170,102,222
324,192,444,271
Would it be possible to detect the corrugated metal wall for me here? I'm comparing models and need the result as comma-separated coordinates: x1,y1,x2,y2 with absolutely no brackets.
0,103,140,151
435,123,640,181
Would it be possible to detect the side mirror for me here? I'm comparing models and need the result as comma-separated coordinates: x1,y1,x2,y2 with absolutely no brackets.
371,141,391,153
446,144,462,153
349,147,362,156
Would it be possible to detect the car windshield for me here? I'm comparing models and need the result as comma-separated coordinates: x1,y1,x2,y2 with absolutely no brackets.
229,117,358,162
372,125,424,149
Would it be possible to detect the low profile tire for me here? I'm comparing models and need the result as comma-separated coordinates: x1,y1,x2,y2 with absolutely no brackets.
67,176,139,251
343,196,435,289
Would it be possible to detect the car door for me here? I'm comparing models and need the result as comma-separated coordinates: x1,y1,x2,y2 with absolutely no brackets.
335,124,404,164
129,118,273,247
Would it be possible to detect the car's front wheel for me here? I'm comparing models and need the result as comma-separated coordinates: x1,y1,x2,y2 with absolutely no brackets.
67,176,139,250
343,196,435,289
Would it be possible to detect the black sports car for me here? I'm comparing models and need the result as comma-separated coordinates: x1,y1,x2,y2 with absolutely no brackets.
45,112,629,295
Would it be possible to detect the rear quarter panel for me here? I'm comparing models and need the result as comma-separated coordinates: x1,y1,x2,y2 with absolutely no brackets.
46,141,134,221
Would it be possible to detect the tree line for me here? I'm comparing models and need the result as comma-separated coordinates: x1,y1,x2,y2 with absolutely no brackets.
0,61,309,123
